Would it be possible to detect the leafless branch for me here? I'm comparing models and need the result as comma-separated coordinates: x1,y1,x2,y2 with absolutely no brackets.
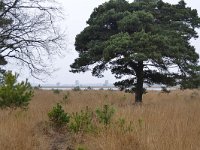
0,0,66,79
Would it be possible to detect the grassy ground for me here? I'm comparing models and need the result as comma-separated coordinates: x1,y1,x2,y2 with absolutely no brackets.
0,89,200,150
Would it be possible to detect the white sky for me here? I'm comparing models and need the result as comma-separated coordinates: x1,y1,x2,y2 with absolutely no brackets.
8,0,200,85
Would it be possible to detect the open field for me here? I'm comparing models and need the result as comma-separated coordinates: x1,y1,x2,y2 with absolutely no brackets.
0,89,200,150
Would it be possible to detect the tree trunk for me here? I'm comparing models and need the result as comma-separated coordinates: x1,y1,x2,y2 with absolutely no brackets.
135,61,144,104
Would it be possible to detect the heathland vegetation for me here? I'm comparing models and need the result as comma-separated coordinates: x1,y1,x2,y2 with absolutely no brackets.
0,89,200,150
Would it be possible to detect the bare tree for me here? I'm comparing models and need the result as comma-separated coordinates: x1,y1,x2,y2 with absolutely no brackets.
0,0,66,78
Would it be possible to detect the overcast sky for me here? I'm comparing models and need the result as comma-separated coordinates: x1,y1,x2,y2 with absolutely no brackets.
9,0,200,85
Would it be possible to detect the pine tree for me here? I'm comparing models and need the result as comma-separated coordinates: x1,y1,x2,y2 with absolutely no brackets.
71,0,200,103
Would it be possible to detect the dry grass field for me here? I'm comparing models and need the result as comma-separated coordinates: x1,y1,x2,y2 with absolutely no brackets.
0,89,200,150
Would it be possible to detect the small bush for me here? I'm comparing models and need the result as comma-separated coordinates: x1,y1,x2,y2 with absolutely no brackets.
69,107,94,133
108,88,113,91
138,118,144,128
96,104,115,125
0,72,33,109
34,87,39,90
87,86,92,90
117,117,126,130
48,103,70,128
161,87,170,94
34,84,41,90
76,145,88,150
61,92,70,104
99,88,104,90
116,118,134,133
52,89,61,94
73,86,81,91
